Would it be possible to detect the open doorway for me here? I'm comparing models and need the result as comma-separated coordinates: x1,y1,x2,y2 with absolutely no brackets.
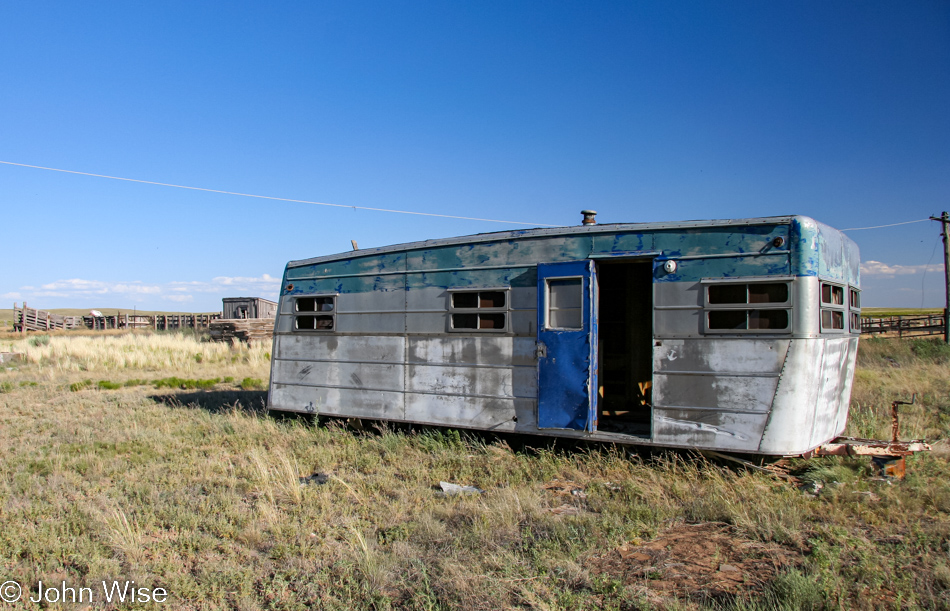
596,260,653,437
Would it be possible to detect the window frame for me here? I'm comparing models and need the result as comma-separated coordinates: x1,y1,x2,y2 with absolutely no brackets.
701,277,794,334
849,285,862,335
544,275,585,331
292,293,338,333
820,281,847,334
447,287,510,333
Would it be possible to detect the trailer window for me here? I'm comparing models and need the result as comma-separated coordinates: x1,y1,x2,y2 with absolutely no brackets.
709,309,789,330
708,283,788,304
822,284,844,306
849,286,861,334
448,290,508,332
820,283,846,332
294,296,336,332
704,281,791,333
546,278,583,329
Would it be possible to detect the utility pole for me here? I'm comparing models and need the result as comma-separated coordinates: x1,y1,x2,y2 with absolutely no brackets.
929,212,950,344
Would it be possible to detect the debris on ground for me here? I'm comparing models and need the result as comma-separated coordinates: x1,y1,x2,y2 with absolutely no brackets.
546,504,581,516
587,522,804,603
299,473,330,486
542,479,587,499
437,481,484,496
799,480,824,496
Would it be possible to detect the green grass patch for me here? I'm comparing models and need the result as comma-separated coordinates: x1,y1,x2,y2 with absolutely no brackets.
861,308,943,317
239,377,265,390
68,379,93,392
97,380,123,390
28,334,50,347
153,376,222,390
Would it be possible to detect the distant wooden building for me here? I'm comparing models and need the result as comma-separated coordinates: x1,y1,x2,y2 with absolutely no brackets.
222,297,278,320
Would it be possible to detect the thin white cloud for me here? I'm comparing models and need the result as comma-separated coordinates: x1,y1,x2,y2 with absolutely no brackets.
861,260,943,277
39,279,162,295
33,291,71,298
7,274,279,307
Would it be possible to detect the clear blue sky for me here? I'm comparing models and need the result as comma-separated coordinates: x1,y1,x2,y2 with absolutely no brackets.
2,1,948,311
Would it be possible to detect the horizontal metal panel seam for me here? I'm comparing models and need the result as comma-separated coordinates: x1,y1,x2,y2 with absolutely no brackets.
653,405,770,415
654,371,782,378
294,263,534,279
675,250,789,261
332,308,538,314
274,380,533,399
274,356,535,370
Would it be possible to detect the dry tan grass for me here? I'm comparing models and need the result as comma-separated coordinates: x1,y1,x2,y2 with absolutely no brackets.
0,333,947,609
2,331,270,382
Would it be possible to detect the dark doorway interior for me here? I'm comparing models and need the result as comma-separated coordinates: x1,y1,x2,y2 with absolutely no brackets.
597,261,653,436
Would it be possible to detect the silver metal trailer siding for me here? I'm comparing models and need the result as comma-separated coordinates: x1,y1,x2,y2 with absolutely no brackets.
267,215,860,456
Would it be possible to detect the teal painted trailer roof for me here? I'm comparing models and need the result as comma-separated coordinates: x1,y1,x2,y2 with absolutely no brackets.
287,215,802,268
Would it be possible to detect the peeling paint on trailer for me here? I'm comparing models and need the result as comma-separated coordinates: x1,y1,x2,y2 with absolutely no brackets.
269,215,861,456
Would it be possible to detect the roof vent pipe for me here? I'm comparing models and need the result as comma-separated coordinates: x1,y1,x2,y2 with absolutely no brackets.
581,210,597,225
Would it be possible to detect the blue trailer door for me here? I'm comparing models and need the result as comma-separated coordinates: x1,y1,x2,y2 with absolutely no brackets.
537,260,598,431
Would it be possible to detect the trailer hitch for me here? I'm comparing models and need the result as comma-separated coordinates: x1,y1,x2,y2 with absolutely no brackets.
811,394,929,479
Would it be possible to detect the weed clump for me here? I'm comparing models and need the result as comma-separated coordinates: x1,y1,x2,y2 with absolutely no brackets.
153,377,221,390
97,380,122,390
240,377,265,390
28,335,50,347
69,379,92,392
0,382,13,393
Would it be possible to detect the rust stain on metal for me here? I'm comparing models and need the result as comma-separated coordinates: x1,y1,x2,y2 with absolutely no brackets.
813,437,931,458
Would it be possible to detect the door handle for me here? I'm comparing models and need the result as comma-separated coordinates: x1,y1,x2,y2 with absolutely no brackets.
536,342,547,358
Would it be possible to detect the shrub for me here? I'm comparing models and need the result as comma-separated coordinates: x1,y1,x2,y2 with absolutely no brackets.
97,380,123,390
0,382,13,393
28,335,50,347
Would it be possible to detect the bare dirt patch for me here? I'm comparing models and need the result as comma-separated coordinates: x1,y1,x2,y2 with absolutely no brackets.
588,522,805,604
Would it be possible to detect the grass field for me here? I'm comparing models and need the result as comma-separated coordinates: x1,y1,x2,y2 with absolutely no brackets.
862,308,944,318
0,333,948,609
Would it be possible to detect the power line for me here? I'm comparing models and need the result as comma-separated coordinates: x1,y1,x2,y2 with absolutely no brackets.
840,218,931,231
0,160,559,227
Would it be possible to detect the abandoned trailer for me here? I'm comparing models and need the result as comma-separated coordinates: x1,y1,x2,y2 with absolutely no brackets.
266,213,861,456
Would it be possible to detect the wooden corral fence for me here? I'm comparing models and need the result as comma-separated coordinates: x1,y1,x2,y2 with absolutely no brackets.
12,303,220,333
209,318,275,346
861,313,947,340
11,303,83,332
